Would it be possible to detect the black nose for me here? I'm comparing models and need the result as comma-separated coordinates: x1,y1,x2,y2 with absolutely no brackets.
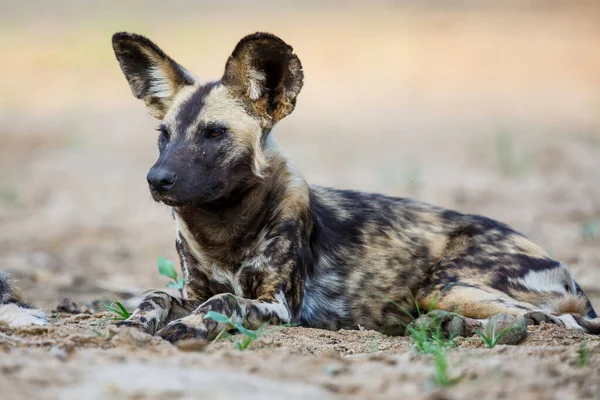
147,167,177,191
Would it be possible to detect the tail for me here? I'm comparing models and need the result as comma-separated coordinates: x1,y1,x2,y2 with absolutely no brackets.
549,283,600,335
574,282,597,318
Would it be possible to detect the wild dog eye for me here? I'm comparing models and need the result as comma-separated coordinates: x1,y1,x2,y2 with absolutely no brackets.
156,126,170,141
205,126,227,139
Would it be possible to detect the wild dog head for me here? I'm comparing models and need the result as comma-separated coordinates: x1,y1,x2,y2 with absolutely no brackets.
112,32,303,206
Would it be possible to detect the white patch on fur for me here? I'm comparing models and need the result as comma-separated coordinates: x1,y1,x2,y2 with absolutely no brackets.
194,85,265,176
129,291,172,325
0,304,49,328
509,265,574,294
240,233,275,270
162,83,202,138
173,215,197,298
247,69,266,100
555,314,585,331
253,290,291,322
210,266,245,297
148,65,175,98
175,215,252,297
176,236,190,298
174,214,204,260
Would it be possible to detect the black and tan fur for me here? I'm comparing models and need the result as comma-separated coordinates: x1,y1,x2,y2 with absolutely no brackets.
112,32,599,343
0,272,48,328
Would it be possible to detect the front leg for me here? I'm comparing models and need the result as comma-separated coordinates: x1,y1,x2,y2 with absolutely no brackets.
118,291,200,335
157,291,291,343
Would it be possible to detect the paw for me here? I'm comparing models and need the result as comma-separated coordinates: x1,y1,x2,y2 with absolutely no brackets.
524,311,564,327
408,310,475,338
157,318,207,344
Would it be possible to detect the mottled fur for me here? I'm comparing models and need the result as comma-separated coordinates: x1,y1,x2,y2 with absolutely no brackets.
112,31,600,343
0,272,49,328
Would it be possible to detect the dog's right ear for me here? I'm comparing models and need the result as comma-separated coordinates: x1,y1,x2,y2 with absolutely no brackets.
112,32,196,119
222,33,303,127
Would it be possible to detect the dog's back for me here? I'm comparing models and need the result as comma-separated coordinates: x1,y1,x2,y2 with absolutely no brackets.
0,272,48,328
302,185,599,333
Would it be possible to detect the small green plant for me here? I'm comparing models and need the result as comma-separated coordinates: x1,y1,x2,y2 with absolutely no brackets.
158,256,185,296
376,293,461,388
474,321,520,348
577,343,588,367
379,293,456,354
405,316,457,355
89,328,109,338
101,301,131,321
581,220,599,241
431,348,460,387
203,310,268,351
495,132,532,178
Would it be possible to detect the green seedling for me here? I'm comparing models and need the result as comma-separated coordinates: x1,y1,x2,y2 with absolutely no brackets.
90,328,109,338
581,220,599,241
158,256,185,296
577,343,588,367
379,292,461,388
377,292,456,354
405,316,458,355
431,348,461,388
474,321,520,348
203,310,268,351
101,301,131,321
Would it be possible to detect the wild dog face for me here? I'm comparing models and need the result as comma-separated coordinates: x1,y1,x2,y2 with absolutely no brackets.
112,32,303,206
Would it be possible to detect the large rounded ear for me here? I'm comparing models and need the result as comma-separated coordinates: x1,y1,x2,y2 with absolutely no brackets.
112,32,196,119
222,32,303,126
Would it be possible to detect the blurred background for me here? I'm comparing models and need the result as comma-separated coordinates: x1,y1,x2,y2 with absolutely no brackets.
0,0,599,310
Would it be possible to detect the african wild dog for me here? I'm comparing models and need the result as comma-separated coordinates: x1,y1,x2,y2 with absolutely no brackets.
112,31,599,343
0,272,49,328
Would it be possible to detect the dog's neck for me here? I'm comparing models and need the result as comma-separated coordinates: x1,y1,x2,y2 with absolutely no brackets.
173,154,304,266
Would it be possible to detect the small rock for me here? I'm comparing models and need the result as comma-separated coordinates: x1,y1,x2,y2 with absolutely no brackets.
426,310,450,320
56,298,82,314
485,313,527,345
407,311,466,338
444,314,465,338
175,338,208,352
408,315,433,332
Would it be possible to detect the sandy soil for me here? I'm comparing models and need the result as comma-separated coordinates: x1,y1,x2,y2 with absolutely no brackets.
1,315,600,399
1,2,600,399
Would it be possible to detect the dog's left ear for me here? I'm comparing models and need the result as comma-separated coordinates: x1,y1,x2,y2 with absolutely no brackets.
222,33,303,126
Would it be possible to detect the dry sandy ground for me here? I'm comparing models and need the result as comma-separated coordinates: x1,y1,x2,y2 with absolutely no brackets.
1,315,600,400
1,2,600,399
